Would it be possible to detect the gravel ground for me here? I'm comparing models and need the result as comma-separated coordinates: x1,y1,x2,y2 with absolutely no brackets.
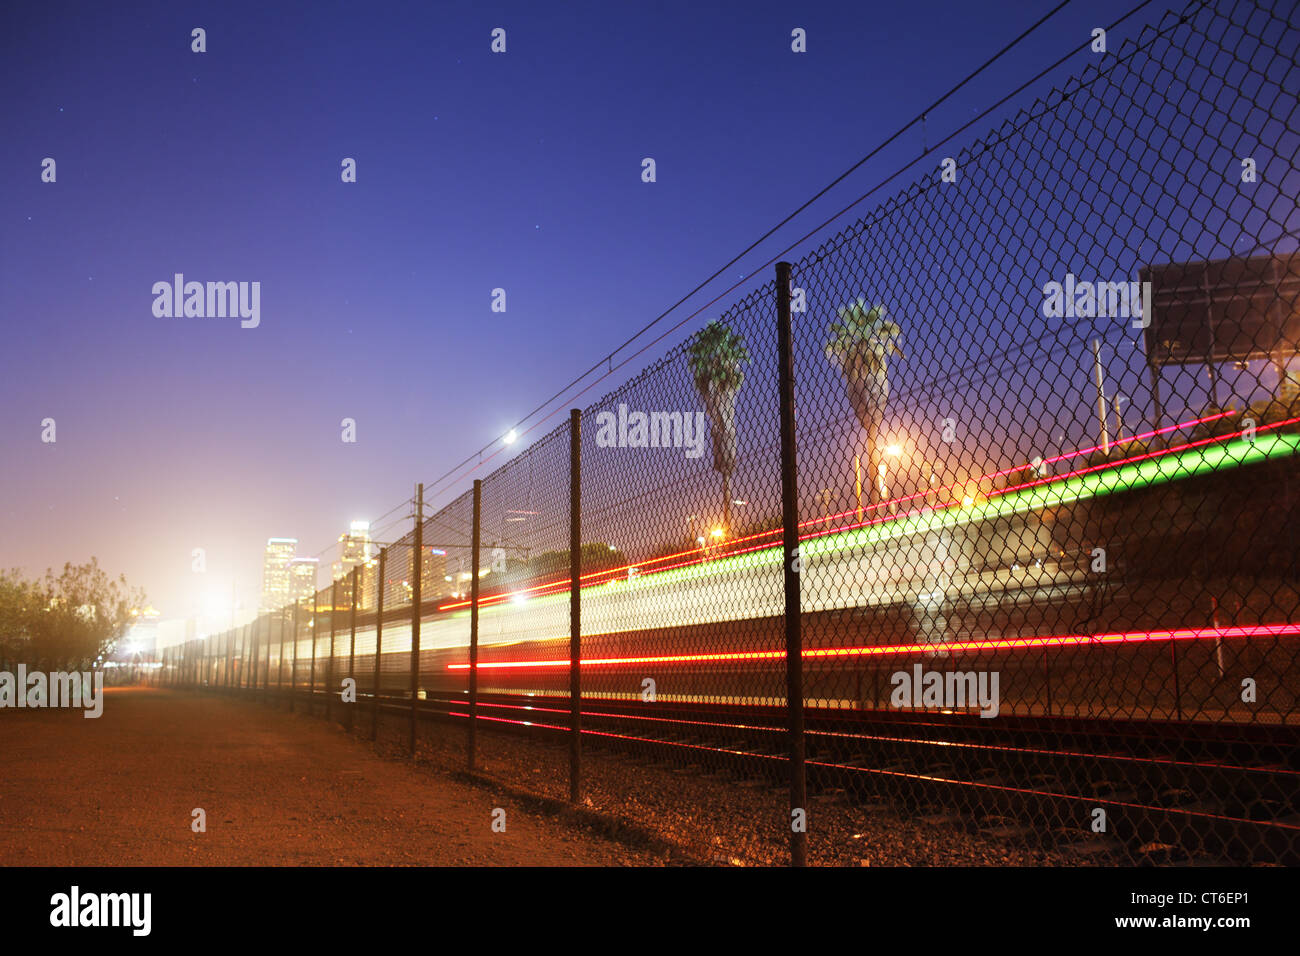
0,687,665,866
358,702,1114,866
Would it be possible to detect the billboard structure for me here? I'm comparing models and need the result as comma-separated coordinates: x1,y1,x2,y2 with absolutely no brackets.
1141,251,1300,431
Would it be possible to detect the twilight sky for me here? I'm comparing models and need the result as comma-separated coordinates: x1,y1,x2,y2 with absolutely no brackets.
0,0,1151,622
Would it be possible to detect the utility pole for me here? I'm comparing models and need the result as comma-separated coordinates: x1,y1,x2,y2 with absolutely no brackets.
1092,339,1110,456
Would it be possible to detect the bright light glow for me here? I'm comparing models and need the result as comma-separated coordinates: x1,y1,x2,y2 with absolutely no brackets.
710,527,724,539
504,429,518,445
885,443,903,457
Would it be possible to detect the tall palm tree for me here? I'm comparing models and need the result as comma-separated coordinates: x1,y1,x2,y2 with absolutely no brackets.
687,321,750,533
824,300,904,506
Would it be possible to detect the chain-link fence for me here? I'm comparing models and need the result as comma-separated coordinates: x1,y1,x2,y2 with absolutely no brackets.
157,0,1299,866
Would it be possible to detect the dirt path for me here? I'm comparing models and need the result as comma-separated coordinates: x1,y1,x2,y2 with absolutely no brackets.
0,687,661,866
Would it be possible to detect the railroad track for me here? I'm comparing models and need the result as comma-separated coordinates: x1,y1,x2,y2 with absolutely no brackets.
268,687,1300,864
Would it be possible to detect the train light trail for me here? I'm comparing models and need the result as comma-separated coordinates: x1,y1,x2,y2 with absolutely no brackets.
436,428,1300,618
447,621,1300,670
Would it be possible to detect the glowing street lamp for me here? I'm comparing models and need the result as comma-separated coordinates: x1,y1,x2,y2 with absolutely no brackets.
877,440,906,514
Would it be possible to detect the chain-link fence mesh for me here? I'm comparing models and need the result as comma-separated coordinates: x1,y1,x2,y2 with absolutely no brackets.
162,0,1299,866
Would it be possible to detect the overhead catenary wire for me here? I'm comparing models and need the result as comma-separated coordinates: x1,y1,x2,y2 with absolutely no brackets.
300,0,1180,563
415,0,1175,507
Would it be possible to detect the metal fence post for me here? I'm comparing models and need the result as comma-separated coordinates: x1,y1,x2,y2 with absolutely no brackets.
328,578,338,723
348,567,358,733
776,261,808,867
310,593,318,716
349,566,358,731
250,617,259,700
258,617,266,698
278,608,286,705
569,408,582,803
264,615,272,696
290,601,299,713
410,484,423,757
469,478,482,771
374,548,385,741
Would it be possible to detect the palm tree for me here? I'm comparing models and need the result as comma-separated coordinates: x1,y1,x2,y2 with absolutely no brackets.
824,300,904,506
687,321,750,533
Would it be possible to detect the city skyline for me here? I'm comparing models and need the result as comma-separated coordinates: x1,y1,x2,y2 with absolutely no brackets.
2,0,1297,889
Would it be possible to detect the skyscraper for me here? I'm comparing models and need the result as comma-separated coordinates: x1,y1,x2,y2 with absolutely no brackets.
289,557,319,607
260,538,297,611
333,520,372,608
334,521,372,574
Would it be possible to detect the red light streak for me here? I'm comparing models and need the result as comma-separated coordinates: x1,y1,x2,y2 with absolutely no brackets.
447,622,1300,670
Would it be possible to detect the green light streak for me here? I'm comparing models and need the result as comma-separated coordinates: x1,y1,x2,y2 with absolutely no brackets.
469,434,1299,621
